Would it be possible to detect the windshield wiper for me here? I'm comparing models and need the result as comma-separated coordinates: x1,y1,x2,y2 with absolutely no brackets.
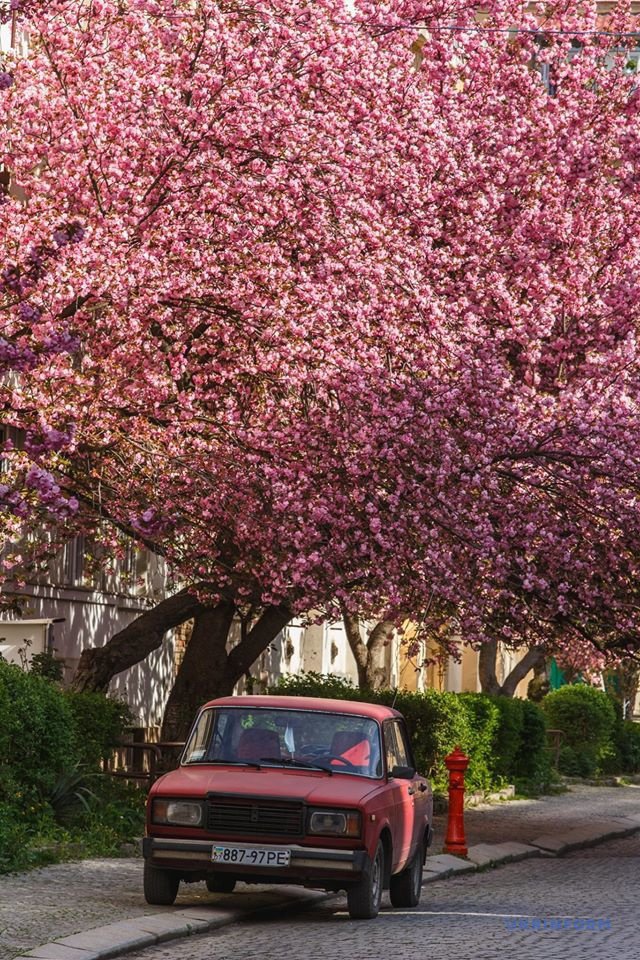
196,758,262,769
259,757,333,775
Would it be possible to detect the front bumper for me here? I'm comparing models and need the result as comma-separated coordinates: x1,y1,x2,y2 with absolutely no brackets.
143,837,368,882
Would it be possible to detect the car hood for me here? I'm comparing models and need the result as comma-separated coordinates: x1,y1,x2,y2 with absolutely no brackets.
152,764,381,806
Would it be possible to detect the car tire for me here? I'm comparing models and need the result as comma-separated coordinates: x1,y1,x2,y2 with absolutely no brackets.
143,862,180,906
389,846,423,908
347,840,384,920
206,875,237,894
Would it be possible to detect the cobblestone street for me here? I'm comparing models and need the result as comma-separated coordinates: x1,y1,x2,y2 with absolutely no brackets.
123,833,640,960
2,786,639,960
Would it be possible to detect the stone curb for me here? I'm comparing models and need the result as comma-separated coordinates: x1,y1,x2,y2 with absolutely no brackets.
425,815,640,875
12,889,329,960
529,816,640,855
13,817,640,960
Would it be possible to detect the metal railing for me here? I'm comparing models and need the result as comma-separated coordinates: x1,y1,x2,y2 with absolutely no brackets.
546,728,564,768
105,741,185,785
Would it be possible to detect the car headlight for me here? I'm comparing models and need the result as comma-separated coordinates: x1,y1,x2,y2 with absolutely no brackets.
307,809,361,838
152,799,203,826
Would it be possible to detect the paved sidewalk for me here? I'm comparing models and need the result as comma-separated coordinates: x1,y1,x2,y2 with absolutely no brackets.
1,783,639,960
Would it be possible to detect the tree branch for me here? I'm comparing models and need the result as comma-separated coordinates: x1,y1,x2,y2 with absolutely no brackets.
71,583,213,691
500,646,546,697
225,604,292,681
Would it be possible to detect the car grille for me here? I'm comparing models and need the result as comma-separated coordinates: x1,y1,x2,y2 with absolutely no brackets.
206,797,304,837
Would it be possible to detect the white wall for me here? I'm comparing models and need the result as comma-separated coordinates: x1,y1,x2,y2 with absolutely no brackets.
0,619,48,665
0,19,11,52
3,575,176,728
0,13,28,56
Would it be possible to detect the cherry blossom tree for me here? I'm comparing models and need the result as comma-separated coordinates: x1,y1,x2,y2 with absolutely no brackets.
3,0,640,732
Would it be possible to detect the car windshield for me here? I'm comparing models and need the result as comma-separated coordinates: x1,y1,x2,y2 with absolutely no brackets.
183,706,383,778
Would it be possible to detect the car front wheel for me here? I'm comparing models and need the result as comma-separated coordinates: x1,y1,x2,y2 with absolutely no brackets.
347,840,384,920
389,846,423,908
143,862,180,905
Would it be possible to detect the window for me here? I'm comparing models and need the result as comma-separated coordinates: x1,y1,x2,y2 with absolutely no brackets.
63,535,86,586
121,541,150,595
0,425,24,473
394,721,414,767
384,721,412,772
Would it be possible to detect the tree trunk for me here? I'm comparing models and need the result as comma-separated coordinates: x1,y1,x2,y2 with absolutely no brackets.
478,639,545,697
366,620,394,690
161,602,293,741
499,647,545,697
526,655,550,701
617,660,640,720
341,605,393,690
71,585,208,692
342,610,369,687
161,602,236,741
478,639,501,695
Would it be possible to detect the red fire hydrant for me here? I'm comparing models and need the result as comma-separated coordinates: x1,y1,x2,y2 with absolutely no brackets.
443,746,470,856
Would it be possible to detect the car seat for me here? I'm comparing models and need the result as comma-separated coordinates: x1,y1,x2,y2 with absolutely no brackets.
236,728,281,761
330,731,371,768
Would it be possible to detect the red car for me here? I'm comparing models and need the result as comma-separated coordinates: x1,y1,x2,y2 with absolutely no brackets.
143,695,433,919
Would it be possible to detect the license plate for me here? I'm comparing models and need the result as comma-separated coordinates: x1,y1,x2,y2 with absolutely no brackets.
211,845,291,867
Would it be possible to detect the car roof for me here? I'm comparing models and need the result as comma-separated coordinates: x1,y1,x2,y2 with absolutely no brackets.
201,694,403,722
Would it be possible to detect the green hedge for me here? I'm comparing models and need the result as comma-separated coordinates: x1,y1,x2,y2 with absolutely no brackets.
591,694,640,777
0,660,143,873
64,691,132,769
514,699,551,784
271,673,551,795
617,720,640,774
0,662,76,797
541,684,616,777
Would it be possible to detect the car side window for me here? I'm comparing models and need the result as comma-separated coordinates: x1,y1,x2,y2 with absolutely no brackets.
383,721,403,772
393,721,413,769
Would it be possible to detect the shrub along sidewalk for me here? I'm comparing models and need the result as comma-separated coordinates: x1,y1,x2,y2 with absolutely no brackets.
541,682,640,777
0,660,145,874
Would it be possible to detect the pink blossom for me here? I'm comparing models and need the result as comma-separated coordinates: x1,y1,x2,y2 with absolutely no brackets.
1,1,640,670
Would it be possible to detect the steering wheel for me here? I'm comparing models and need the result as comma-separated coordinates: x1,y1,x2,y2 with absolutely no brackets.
318,753,356,769
298,744,328,758
298,745,357,768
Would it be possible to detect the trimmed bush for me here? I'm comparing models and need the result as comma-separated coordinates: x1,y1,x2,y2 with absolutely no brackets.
541,684,616,776
458,693,501,793
618,720,640,773
0,660,143,873
607,693,640,775
64,691,132,768
0,661,75,796
513,699,551,786
489,695,525,780
557,745,595,778
388,689,473,793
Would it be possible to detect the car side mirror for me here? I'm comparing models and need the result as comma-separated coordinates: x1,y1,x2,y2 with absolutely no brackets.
389,765,415,780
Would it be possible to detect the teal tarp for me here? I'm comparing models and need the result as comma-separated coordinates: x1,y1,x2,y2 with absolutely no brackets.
549,659,566,690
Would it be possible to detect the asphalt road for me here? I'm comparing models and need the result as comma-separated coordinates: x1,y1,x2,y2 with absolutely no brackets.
123,833,640,960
